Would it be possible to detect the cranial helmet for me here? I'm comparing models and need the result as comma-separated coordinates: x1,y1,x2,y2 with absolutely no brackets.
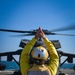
31,46,48,60
29,46,50,65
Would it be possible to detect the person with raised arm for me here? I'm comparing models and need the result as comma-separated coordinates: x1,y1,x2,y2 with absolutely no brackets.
20,27,59,75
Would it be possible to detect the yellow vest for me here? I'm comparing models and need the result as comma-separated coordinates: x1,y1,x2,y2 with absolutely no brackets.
20,38,59,75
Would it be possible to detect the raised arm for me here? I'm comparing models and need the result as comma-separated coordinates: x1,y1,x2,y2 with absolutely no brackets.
44,38,59,75
39,27,59,75
20,27,41,75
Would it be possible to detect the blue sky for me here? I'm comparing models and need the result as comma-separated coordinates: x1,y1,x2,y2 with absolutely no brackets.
0,0,75,62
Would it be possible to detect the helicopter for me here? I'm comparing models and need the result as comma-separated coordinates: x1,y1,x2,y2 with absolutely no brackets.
0,25,75,75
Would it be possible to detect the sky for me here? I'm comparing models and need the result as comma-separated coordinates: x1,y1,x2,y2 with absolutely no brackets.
0,0,75,63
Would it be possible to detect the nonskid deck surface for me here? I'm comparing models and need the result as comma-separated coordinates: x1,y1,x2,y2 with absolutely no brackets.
0,69,75,75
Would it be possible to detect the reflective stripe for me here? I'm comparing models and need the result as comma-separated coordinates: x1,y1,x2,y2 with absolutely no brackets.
27,70,50,75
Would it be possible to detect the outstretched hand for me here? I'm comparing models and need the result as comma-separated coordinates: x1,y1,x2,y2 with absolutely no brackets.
35,27,46,39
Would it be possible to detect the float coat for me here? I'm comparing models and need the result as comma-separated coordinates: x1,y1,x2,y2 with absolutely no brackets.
20,37,59,75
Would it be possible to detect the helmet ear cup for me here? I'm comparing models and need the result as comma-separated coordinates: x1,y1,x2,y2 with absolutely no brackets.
45,56,50,65
29,50,34,65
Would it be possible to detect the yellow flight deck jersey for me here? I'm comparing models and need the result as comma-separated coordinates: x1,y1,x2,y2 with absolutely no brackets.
20,37,59,75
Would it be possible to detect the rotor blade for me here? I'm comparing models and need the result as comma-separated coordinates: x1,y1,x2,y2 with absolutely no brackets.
49,32,75,36
10,33,35,37
50,24,75,32
0,29,33,33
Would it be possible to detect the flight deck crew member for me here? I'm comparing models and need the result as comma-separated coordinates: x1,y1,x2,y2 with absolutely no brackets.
20,27,59,75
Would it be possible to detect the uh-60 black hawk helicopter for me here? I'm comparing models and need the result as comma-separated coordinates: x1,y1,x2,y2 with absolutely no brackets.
0,25,75,75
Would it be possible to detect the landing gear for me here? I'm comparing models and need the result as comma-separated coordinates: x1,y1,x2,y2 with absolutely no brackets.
73,65,75,71
0,63,6,70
